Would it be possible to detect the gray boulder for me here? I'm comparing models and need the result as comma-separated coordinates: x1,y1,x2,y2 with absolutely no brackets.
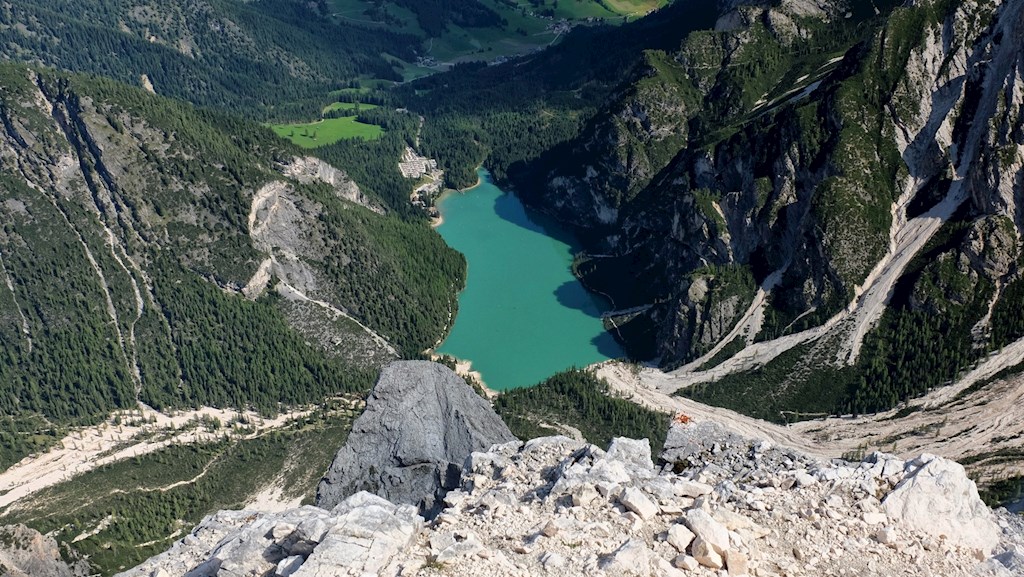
316,361,517,517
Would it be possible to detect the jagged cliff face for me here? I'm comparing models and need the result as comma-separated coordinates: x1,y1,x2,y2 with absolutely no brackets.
522,0,1024,385
316,362,517,517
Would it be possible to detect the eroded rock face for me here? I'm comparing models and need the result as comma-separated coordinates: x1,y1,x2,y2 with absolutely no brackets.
279,156,383,214
0,524,89,577
518,0,1024,374
315,361,516,517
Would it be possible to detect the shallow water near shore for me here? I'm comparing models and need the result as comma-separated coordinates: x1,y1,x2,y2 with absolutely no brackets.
435,168,623,390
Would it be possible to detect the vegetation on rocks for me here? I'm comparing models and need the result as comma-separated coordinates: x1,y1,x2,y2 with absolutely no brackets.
1,404,359,576
495,368,669,453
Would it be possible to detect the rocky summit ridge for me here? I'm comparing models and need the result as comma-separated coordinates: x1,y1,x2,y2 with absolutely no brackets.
119,419,1024,577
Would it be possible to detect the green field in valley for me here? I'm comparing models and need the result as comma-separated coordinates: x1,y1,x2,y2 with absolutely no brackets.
600,0,669,17
271,103,383,148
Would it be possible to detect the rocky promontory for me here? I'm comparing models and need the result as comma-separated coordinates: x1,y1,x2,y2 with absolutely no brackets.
316,361,517,517
118,418,1024,577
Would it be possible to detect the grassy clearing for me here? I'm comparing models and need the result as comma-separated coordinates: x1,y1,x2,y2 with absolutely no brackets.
603,0,668,16
329,86,373,99
508,0,614,19
271,116,383,148
322,101,379,114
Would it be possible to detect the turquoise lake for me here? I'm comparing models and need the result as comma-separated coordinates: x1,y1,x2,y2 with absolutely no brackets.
436,169,623,390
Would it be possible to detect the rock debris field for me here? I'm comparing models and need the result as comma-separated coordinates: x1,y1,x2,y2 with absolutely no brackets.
120,421,1024,577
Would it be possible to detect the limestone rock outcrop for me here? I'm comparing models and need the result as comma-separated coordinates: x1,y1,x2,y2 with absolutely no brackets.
116,492,422,577
315,361,516,517
0,524,89,577
882,454,1002,554
122,417,1024,577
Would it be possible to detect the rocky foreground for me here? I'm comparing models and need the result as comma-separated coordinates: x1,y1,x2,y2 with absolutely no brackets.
119,419,1024,577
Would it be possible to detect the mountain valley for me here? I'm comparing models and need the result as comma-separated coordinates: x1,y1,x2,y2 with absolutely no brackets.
0,0,1021,575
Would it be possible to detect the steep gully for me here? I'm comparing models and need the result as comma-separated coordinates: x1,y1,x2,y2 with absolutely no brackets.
650,0,1024,393
34,74,153,397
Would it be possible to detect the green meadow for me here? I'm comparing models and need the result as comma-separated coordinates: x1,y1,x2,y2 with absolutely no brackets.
322,101,379,114
271,103,383,148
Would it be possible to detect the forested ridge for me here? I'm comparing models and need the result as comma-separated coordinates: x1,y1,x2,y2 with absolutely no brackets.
0,63,464,468
387,0,506,37
0,0,417,119
398,0,721,188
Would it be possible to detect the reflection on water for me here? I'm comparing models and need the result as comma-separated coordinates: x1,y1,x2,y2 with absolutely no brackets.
436,169,623,390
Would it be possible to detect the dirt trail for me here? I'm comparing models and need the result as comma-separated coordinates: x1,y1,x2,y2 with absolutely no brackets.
102,226,145,392
923,335,1024,408
245,181,399,356
276,282,398,357
597,362,831,458
790,368,1024,481
0,406,311,512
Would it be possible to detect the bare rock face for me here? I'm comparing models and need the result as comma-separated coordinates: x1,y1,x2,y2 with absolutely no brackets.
882,454,1001,554
279,156,383,214
0,524,88,577
315,361,517,517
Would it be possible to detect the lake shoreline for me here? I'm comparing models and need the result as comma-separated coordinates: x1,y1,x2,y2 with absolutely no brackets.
432,167,623,390
430,165,484,228
427,352,496,398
